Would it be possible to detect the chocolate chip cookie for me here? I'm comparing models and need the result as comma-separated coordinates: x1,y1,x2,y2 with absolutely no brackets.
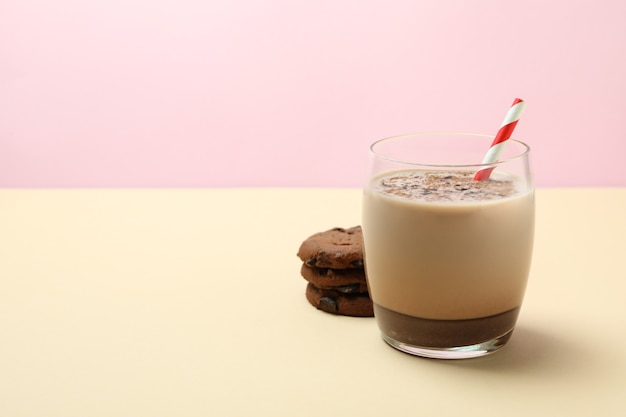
300,264,368,293
305,283,374,317
297,226,364,269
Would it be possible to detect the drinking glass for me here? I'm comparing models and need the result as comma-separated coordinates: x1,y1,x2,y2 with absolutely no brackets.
361,132,534,359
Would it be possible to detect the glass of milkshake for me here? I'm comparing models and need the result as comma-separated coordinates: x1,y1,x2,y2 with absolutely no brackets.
362,132,534,359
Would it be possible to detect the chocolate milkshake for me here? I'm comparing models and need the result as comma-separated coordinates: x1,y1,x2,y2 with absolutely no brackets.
362,170,534,355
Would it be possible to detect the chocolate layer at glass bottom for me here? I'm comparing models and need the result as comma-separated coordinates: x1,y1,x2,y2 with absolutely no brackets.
374,304,521,348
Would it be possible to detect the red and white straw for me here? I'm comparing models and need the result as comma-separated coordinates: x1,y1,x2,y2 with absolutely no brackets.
473,98,526,181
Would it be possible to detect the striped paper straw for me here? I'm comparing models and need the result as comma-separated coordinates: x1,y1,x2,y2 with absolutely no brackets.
473,98,526,181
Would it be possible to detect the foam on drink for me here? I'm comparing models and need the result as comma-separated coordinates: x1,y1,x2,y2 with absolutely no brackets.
375,170,521,203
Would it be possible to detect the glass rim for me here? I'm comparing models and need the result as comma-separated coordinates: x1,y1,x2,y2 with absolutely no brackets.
370,131,531,168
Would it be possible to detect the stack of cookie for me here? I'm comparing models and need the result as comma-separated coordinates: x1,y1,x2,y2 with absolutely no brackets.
296,226,373,317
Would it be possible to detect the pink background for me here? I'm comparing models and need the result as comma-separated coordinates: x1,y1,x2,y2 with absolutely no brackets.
1,0,625,188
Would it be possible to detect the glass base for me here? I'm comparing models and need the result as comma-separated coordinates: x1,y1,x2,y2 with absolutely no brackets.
381,329,514,359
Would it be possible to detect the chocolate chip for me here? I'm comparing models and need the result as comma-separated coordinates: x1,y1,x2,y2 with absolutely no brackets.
351,259,364,268
317,268,329,276
319,297,338,312
337,284,361,293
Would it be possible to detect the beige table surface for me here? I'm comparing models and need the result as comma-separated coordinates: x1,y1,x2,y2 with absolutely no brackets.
1,188,625,416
